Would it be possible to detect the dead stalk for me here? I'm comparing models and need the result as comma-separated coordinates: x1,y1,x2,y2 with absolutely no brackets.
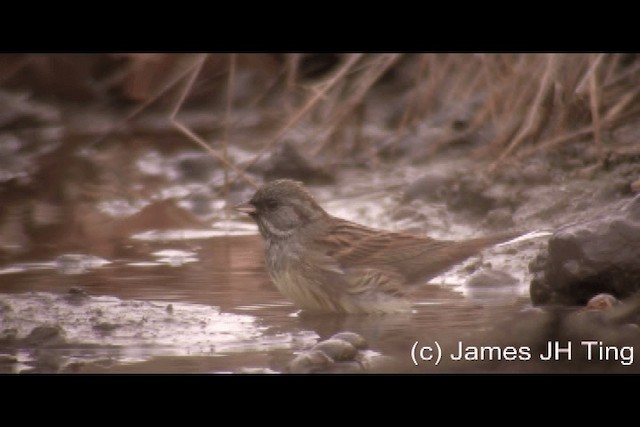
89,54,206,148
168,54,258,188
395,54,429,139
223,54,237,200
588,54,603,153
238,53,364,174
314,54,402,156
489,54,559,172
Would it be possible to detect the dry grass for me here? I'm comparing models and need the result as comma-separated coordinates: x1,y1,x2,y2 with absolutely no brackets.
3,53,639,188
171,53,640,186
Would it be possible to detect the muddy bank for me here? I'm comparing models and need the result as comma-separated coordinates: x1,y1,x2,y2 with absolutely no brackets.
2,54,640,373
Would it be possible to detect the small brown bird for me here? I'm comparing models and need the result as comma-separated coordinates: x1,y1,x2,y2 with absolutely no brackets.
236,179,521,314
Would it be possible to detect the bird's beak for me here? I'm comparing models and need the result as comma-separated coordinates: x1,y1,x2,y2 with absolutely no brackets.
234,202,256,215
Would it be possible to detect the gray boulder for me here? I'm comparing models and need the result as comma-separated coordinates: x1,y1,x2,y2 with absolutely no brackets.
530,195,640,305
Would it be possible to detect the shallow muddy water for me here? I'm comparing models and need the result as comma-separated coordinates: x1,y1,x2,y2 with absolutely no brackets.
0,236,528,373
0,136,542,373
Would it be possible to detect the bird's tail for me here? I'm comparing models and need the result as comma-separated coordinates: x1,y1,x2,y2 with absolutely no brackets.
446,229,551,267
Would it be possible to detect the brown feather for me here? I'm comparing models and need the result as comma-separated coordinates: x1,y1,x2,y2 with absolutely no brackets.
320,217,521,285
238,179,526,313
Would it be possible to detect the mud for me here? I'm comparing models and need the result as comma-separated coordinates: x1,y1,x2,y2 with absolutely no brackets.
2,95,640,374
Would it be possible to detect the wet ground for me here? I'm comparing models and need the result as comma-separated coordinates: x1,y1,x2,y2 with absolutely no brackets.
5,53,640,374
0,131,550,374
0,126,632,374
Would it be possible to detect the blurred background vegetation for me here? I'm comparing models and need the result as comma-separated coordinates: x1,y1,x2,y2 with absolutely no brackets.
3,53,639,185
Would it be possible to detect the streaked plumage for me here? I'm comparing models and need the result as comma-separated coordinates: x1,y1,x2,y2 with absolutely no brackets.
236,179,520,314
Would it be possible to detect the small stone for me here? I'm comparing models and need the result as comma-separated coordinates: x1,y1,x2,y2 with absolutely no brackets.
0,301,12,314
329,332,368,350
311,339,358,361
166,304,174,315
356,351,396,372
64,287,90,304
93,322,121,334
23,325,66,347
287,350,333,373
529,197,640,305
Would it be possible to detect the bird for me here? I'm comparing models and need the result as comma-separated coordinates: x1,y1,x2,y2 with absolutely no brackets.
235,179,522,314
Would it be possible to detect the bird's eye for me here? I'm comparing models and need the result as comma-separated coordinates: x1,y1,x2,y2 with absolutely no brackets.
264,199,279,210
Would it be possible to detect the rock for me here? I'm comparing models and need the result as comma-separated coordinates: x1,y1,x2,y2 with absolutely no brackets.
560,299,640,350
0,300,12,314
466,268,519,287
287,350,333,373
311,339,358,362
287,334,365,373
329,332,368,350
23,325,66,347
530,194,640,305
249,140,334,184
356,351,395,372
63,287,90,305
92,322,121,334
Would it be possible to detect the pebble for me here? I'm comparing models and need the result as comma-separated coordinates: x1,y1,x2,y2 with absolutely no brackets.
288,350,334,373
329,332,368,350
23,325,66,347
311,339,358,361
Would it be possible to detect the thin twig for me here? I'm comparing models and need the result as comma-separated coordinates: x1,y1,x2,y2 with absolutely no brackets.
89,54,205,148
168,54,258,188
238,53,364,174
480,54,501,130
518,86,640,158
489,54,559,172
223,54,237,202
588,54,603,153
395,54,429,139
575,53,605,95
314,54,402,156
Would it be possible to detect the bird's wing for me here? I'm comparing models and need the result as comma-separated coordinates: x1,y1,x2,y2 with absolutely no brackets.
320,218,450,266
318,218,516,283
